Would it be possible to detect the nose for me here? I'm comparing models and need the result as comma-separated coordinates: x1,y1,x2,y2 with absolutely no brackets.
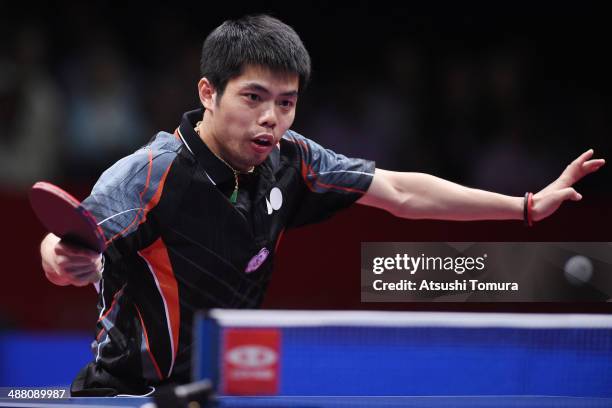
258,103,277,130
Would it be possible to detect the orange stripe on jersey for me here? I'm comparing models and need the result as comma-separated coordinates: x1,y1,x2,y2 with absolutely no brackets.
107,150,153,244
285,136,318,191
143,157,173,215
300,159,316,191
97,285,126,323
301,158,366,194
107,151,173,245
290,135,367,193
314,180,367,194
138,237,180,374
134,303,163,381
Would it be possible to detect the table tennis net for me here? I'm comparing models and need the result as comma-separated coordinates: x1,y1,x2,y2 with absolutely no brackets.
197,311,612,398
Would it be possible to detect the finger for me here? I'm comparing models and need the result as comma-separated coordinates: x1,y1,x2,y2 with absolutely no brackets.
62,271,95,283
57,257,100,267
582,158,606,171
573,149,594,165
54,250,99,263
559,187,582,202
48,268,95,286
68,270,101,286
56,255,99,269
64,265,99,276
564,154,604,185
55,242,100,258
581,163,604,175
55,247,100,260
81,269,102,282
55,246,101,261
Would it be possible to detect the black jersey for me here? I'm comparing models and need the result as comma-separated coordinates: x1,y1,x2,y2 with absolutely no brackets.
71,108,375,395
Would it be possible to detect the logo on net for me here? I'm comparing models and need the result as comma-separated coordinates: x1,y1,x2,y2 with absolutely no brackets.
226,345,278,368
226,345,278,381
223,329,280,394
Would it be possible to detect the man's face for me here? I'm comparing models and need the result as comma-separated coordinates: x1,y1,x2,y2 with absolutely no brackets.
202,64,299,171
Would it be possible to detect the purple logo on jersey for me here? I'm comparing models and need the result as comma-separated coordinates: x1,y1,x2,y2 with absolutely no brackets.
245,248,270,273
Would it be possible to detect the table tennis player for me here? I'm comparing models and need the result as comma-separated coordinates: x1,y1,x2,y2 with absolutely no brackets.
38,14,604,396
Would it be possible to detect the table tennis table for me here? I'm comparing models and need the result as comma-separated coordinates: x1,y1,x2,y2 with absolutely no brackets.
2,310,612,407
2,395,612,408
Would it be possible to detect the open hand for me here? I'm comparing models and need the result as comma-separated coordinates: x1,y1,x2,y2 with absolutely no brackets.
532,149,605,222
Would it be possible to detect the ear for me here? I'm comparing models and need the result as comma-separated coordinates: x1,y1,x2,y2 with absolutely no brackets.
198,77,217,111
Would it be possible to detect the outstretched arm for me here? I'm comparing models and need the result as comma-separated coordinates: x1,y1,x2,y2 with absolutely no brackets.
357,149,605,223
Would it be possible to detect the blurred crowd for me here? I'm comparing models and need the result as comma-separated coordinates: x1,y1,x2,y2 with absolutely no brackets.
1,4,609,195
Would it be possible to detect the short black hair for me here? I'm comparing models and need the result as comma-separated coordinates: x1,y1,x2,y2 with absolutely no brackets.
200,14,311,98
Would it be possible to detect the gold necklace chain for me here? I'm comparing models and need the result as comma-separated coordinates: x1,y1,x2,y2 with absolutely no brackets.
194,121,253,203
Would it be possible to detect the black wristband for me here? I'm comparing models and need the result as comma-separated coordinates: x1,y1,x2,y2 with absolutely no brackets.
523,192,530,226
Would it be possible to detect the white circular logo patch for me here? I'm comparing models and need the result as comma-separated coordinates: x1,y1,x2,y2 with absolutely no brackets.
266,187,283,215
270,187,282,210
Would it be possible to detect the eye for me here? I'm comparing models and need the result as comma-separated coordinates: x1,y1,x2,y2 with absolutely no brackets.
279,100,294,108
245,93,261,102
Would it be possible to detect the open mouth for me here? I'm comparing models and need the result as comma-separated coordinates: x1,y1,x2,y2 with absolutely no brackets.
253,139,272,147
252,134,274,148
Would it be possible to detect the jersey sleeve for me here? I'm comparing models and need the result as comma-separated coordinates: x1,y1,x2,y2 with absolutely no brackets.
81,147,176,262
284,131,375,228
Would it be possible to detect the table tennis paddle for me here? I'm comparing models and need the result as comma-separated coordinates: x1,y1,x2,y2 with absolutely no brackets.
29,181,106,253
